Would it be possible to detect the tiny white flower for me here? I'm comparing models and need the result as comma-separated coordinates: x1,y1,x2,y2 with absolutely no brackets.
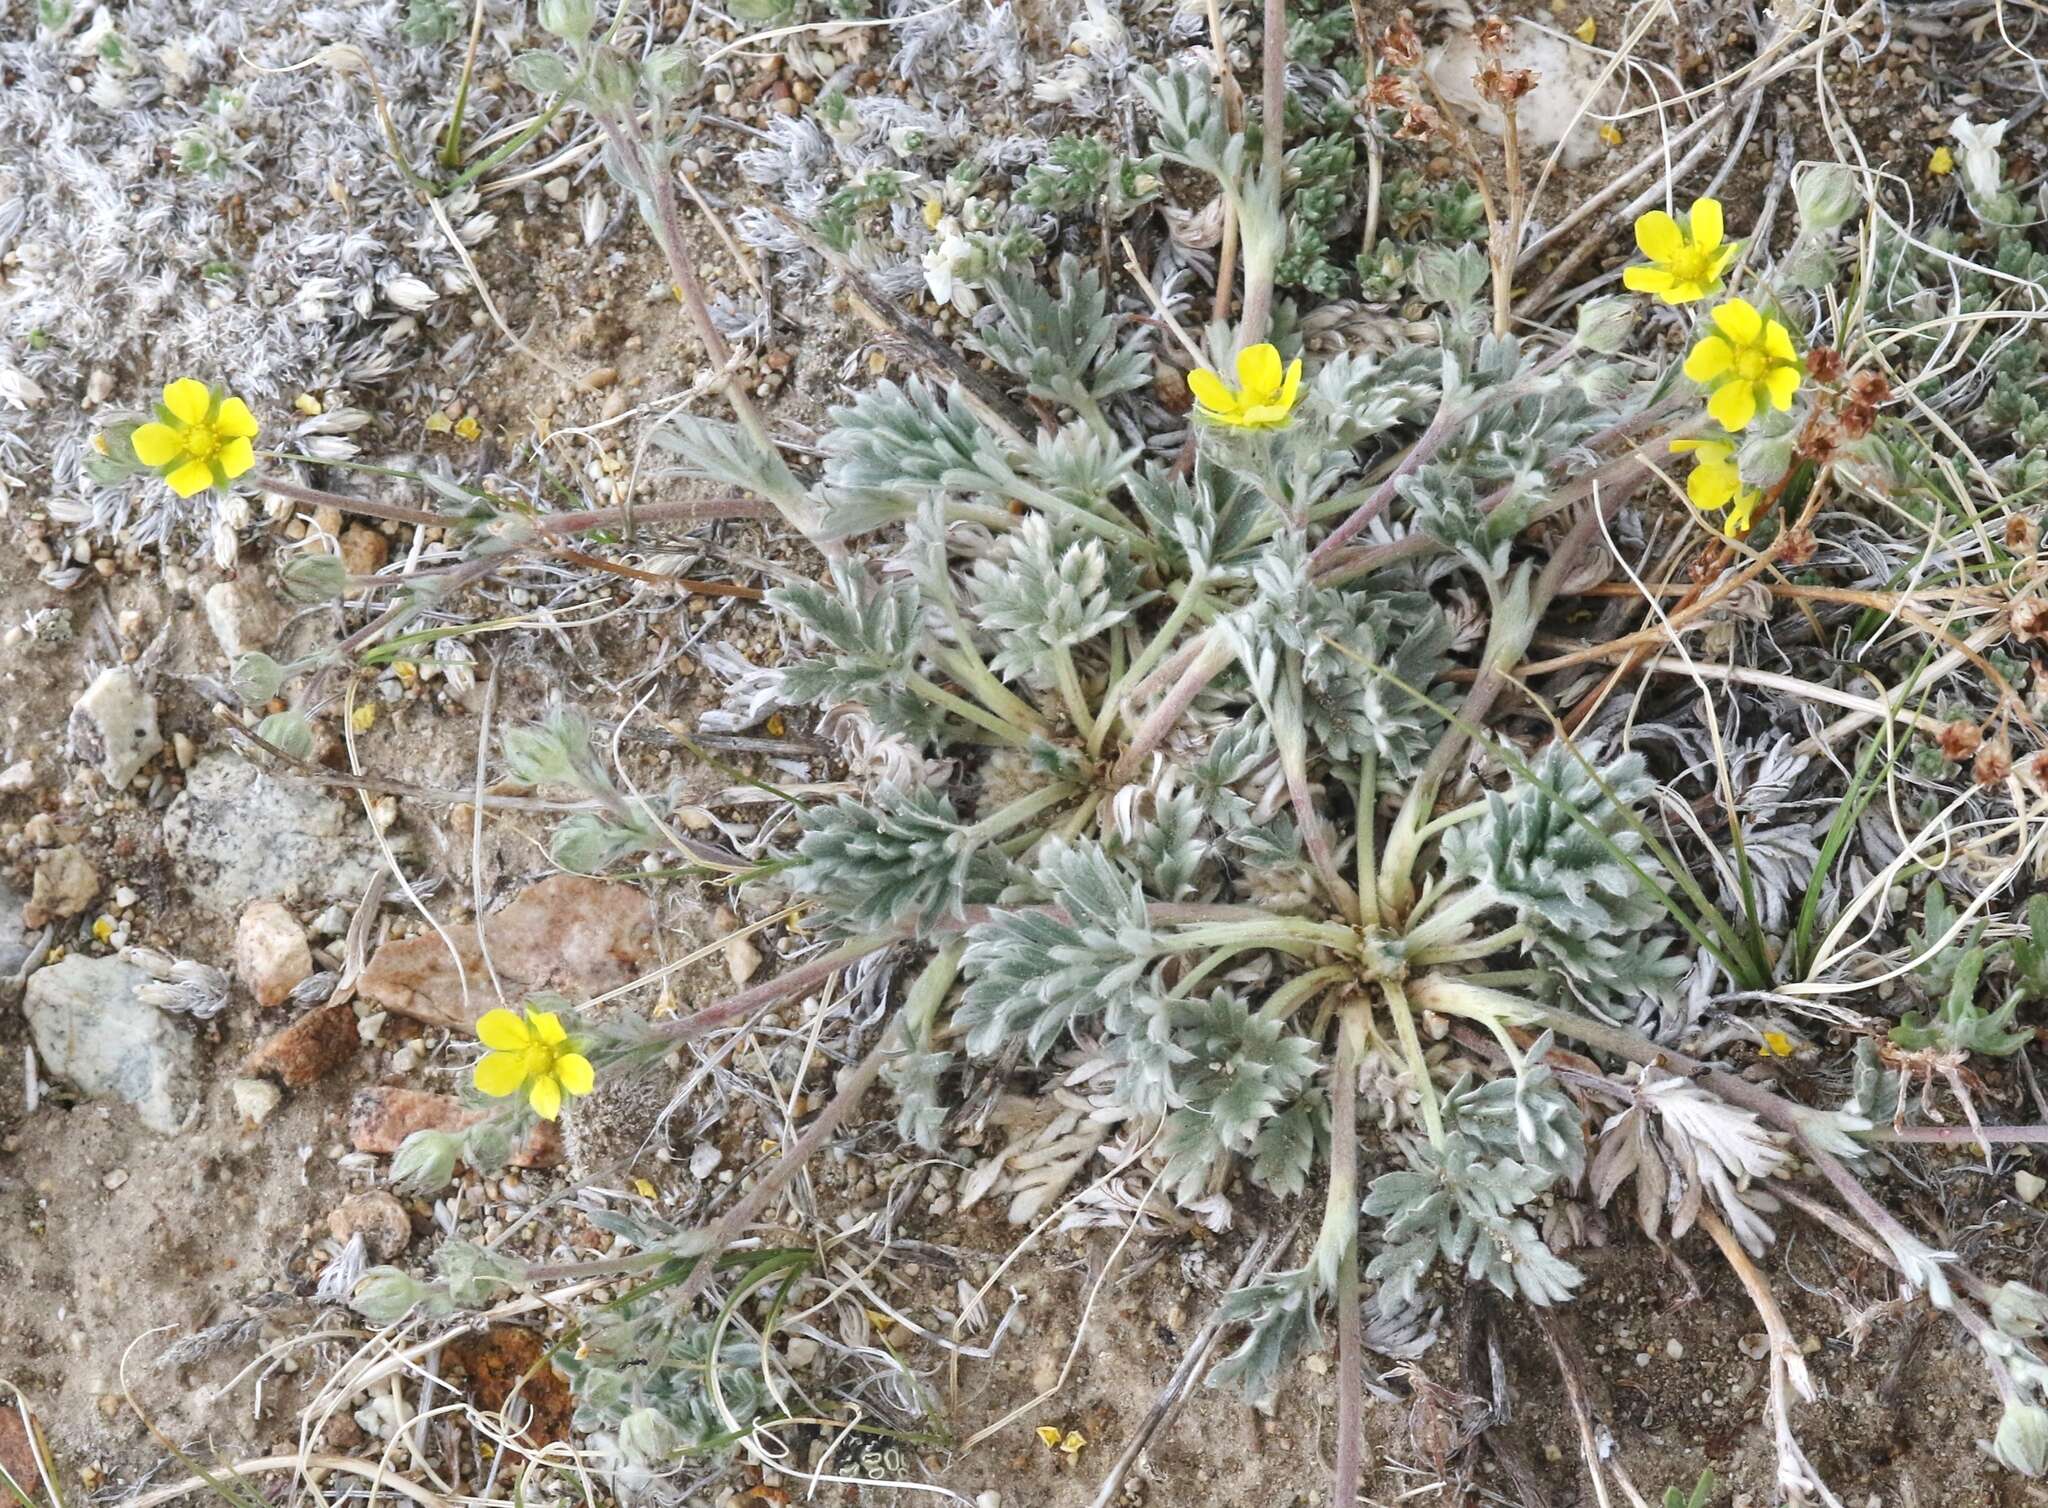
1951,116,2009,201
921,218,979,314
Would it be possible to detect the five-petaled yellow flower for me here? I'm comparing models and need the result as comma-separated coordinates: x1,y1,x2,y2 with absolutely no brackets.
1683,299,1801,432
1671,439,1764,538
473,1006,595,1120
133,379,260,499
1187,342,1303,429
1623,198,1736,305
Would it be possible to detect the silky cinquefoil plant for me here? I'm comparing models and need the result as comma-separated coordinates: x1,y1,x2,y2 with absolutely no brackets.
110,7,2031,1501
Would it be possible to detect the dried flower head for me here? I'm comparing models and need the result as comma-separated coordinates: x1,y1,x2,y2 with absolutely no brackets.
1474,15,1510,53
1380,14,1424,68
1476,63,1538,106
2012,598,2048,644
1975,732,2014,786
1805,347,1846,385
2005,514,2039,556
1937,719,1984,761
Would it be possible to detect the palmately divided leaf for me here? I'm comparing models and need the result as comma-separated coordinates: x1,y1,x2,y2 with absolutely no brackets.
957,838,1158,1060
770,562,946,742
819,377,1023,529
1445,744,1686,1009
973,254,1152,411
966,512,1148,688
1207,1265,1324,1406
787,785,1006,935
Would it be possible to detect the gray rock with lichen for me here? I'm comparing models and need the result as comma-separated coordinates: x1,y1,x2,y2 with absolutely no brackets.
162,754,394,917
25,954,199,1135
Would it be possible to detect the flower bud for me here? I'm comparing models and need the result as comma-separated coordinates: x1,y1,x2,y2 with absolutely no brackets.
1794,164,1860,233
390,1129,461,1194
537,0,594,42
587,45,637,107
1574,296,1634,355
616,1408,682,1469
510,49,573,94
230,651,287,704
1994,1402,2048,1476
351,1267,428,1325
280,552,347,603
501,722,578,785
256,710,315,760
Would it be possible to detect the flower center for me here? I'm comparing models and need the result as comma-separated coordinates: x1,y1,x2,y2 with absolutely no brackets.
183,422,220,461
522,1040,563,1080
1733,348,1769,383
1667,246,1713,285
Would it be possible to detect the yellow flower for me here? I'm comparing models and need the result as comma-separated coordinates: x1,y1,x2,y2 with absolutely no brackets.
1929,145,1955,178
131,378,260,499
473,1006,595,1120
1683,299,1801,432
1623,198,1736,305
1723,486,1763,539
1187,343,1303,429
1670,439,1763,538
1760,1029,1797,1057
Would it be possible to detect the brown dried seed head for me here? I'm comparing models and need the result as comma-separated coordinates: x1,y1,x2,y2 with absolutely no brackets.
1796,414,1843,466
2021,750,2048,798
1368,73,1411,109
1777,526,1817,568
1805,347,1845,384
2005,513,2039,555
1847,370,1891,408
1381,14,1424,67
1974,732,2014,785
2013,597,2048,643
1937,719,1983,761
1475,15,1511,52
1395,103,1442,141
1477,62,1538,103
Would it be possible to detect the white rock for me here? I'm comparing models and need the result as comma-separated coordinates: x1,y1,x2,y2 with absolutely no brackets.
0,884,33,973
231,1076,282,1125
24,954,199,1135
203,579,285,660
689,1143,723,1179
69,667,163,787
725,932,764,985
2018,1170,2045,1205
163,754,398,917
0,759,35,792
235,899,313,1008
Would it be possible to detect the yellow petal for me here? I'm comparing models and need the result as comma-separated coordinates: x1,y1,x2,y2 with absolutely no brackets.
1688,197,1724,251
1623,265,1676,295
163,378,212,425
165,458,215,497
1683,336,1734,383
1235,342,1283,404
1707,243,1740,279
1710,298,1763,346
1186,368,1235,415
1633,210,1683,262
1763,319,1797,362
474,1049,528,1097
477,1007,531,1050
132,422,183,467
1240,403,1290,427
1707,380,1757,432
1036,1427,1063,1449
217,437,255,479
1687,461,1737,511
527,1008,567,1044
1276,357,1302,412
529,1073,563,1121
215,396,261,440
555,1052,595,1096
1765,364,1801,411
